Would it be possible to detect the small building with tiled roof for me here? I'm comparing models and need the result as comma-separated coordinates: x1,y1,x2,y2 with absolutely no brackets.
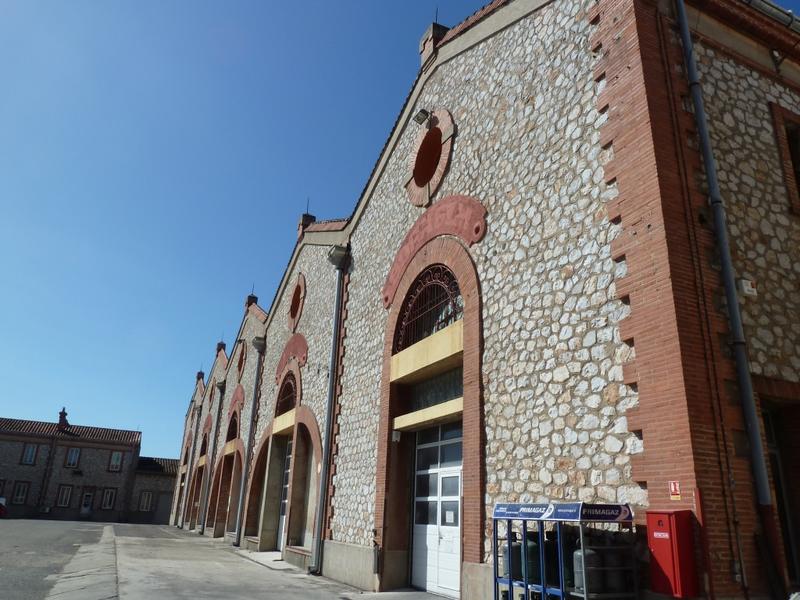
0,408,176,524
128,457,180,524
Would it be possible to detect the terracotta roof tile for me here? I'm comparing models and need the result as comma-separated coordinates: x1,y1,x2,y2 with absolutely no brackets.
136,456,179,476
304,219,349,233
0,417,141,446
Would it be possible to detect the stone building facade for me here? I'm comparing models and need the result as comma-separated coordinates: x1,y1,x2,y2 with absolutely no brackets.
0,409,176,524
171,0,800,597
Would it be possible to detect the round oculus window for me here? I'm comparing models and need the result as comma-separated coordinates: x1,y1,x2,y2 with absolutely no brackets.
404,109,454,207
413,127,443,187
289,284,302,320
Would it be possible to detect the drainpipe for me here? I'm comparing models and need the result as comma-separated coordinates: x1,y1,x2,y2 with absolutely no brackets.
179,387,203,528
234,335,267,547
310,244,350,574
675,0,779,579
199,380,226,534
37,435,57,511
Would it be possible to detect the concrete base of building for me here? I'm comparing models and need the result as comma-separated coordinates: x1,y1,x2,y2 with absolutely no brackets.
284,546,312,570
461,561,492,600
322,540,379,591
243,536,259,552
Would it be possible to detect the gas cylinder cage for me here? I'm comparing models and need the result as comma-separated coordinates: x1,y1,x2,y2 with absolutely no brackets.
492,502,638,600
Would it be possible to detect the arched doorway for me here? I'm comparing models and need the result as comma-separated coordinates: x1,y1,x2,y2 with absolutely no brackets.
286,423,319,551
208,413,242,538
376,238,483,597
243,432,271,539
187,465,205,529
184,433,208,529
266,373,297,551
205,463,222,532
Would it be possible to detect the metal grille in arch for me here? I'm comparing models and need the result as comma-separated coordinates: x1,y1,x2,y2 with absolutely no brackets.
394,264,463,353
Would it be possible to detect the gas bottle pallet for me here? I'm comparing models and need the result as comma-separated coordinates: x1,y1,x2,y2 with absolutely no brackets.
492,502,638,600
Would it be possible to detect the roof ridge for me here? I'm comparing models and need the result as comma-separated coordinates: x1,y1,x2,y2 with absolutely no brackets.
437,0,508,47
0,416,139,434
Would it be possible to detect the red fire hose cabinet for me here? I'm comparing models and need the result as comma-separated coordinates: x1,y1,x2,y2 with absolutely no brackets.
646,510,699,598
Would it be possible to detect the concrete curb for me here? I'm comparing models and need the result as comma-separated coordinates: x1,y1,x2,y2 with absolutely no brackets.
45,525,118,600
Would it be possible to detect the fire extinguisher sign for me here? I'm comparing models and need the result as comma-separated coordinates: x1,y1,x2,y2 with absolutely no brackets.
668,480,681,500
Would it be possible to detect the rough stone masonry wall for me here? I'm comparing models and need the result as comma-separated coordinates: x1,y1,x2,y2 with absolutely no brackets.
200,354,229,466
130,472,175,512
218,312,267,464
333,0,644,552
254,244,337,449
693,41,800,383
44,443,137,518
0,439,50,511
171,380,204,524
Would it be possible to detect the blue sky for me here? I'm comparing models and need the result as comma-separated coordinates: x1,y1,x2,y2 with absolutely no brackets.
0,1,489,457
4,1,800,458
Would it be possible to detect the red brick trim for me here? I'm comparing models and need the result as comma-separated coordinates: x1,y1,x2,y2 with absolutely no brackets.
323,272,350,540
753,375,800,400
404,109,454,207
686,0,800,65
181,431,193,466
274,334,308,383
592,0,780,593
293,405,323,464
769,102,800,214
275,361,303,416
247,302,268,324
288,274,306,333
236,342,247,381
374,236,483,580
228,384,245,421
203,414,212,434
382,195,487,308
208,378,216,407
216,348,228,371
304,218,349,233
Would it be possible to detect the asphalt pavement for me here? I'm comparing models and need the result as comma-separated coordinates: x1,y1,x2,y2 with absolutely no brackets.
0,520,438,600
0,519,105,600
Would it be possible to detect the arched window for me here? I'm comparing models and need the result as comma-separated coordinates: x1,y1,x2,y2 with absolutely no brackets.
276,373,296,417
183,447,190,464
226,414,238,442
394,264,463,353
199,434,207,457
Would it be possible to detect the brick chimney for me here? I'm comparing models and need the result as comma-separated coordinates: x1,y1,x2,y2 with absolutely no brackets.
58,407,69,431
245,293,258,309
297,213,316,239
419,23,449,68
216,341,226,354
196,370,205,381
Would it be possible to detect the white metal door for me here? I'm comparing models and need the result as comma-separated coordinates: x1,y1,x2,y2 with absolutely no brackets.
80,492,93,517
276,439,292,551
412,423,462,598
